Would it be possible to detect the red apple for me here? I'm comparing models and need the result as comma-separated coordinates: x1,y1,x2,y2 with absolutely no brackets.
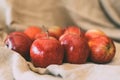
85,29,105,40
88,36,116,63
24,26,42,41
59,33,90,64
48,26,65,39
30,36,64,68
64,26,85,37
35,32,48,39
4,32,32,61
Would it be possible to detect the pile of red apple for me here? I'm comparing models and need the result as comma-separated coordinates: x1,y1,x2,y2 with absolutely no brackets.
4,26,116,68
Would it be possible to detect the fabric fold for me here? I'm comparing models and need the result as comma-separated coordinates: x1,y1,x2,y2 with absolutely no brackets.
62,0,120,41
99,0,120,28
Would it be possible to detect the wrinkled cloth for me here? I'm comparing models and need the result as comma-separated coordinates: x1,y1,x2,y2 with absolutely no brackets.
62,0,120,41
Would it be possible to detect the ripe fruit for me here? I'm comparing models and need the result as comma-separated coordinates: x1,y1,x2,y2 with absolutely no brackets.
24,26,42,41
4,32,32,61
88,36,116,63
48,26,65,39
64,26,85,37
30,36,64,68
59,33,89,64
35,32,48,39
85,29,105,40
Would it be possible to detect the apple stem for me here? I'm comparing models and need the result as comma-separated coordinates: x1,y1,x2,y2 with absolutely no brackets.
46,30,49,39
42,25,49,39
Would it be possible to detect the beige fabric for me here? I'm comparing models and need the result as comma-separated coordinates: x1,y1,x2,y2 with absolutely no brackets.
6,0,74,31
2,0,120,40
0,42,120,80
0,0,6,28
0,31,7,46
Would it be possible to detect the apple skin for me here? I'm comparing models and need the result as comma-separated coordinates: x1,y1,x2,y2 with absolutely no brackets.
35,32,47,39
24,26,42,41
4,32,32,61
48,26,65,39
30,37,64,68
59,33,90,64
64,26,85,37
88,36,116,63
85,29,105,40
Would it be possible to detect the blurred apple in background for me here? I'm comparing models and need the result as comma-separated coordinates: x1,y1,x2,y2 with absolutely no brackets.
30,36,64,68
24,26,42,41
59,33,90,64
35,32,48,39
85,29,105,40
64,26,85,37
88,36,116,63
48,26,65,39
4,32,32,61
